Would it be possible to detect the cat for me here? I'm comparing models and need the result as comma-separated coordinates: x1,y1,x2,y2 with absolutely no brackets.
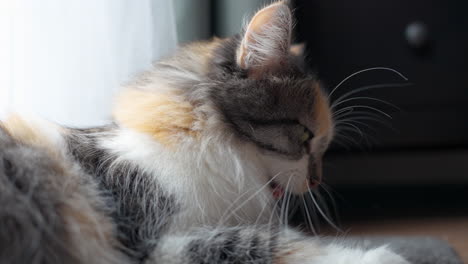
0,1,411,264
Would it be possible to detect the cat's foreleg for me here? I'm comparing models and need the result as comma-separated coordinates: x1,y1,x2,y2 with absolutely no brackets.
146,226,410,264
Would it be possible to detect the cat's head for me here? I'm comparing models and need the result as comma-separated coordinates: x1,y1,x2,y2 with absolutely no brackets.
207,2,334,194
115,1,334,195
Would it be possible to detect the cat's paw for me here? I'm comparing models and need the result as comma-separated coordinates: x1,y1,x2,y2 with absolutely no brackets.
362,246,411,264
278,241,411,264
300,244,412,264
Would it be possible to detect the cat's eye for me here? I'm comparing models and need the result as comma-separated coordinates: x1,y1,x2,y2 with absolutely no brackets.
300,126,314,143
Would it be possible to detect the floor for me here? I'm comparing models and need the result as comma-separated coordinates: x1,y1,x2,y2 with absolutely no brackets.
311,185,468,262
343,217,468,262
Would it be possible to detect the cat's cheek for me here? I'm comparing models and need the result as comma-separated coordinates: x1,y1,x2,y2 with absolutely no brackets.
259,153,309,194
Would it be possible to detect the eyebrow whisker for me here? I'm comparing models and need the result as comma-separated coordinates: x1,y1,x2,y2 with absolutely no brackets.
328,67,409,100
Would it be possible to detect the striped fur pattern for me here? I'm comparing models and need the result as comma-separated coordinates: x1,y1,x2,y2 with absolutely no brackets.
0,2,410,264
0,122,128,264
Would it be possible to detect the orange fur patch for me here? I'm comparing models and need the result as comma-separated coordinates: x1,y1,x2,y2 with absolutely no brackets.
113,89,199,146
1,114,64,158
167,38,223,77
313,85,333,138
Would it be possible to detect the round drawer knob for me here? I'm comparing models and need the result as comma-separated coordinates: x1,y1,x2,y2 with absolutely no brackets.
405,21,429,48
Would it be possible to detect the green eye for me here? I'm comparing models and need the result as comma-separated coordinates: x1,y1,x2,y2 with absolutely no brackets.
301,127,312,143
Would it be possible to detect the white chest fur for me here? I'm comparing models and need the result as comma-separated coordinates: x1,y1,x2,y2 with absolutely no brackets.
100,129,277,231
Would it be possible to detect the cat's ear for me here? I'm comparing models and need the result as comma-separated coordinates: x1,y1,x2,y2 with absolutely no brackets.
237,2,292,74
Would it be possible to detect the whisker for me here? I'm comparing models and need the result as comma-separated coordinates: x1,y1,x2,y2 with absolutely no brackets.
336,119,378,134
313,190,334,224
307,187,343,232
268,192,283,229
334,105,392,119
335,110,400,147
301,195,318,235
217,170,285,225
319,185,341,227
353,116,398,133
332,82,412,109
337,121,378,148
334,111,395,132
330,137,352,150
338,128,376,149
328,67,409,100
335,109,390,121
332,131,361,147
335,124,374,147
321,182,345,202
334,125,365,139
280,175,293,226
254,194,271,226
333,107,356,118
332,96,401,111
334,121,364,139
287,195,302,218
285,185,294,227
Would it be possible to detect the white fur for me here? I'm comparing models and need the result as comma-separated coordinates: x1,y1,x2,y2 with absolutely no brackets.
260,153,309,194
281,243,410,264
100,128,277,230
100,128,410,263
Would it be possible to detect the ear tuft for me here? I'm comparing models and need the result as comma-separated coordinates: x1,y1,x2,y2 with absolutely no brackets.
237,2,292,71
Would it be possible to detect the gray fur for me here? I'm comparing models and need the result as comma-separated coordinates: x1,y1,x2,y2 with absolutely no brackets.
0,128,71,263
186,228,274,264
147,226,314,264
152,227,278,264
0,127,126,264
66,127,177,261
208,71,317,158
169,35,320,159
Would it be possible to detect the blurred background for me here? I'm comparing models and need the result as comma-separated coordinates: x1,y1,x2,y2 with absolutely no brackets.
1,0,467,260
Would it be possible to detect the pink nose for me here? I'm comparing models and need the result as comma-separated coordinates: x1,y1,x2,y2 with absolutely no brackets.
308,178,321,189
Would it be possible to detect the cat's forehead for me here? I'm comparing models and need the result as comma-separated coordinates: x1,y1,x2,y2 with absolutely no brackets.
210,75,324,124
256,76,319,116
209,39,316,106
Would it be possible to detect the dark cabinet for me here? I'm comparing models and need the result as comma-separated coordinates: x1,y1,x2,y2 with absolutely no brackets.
295,0,468,149
293,0,468,183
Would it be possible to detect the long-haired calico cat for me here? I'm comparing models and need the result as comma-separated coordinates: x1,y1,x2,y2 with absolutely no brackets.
0,2,410,263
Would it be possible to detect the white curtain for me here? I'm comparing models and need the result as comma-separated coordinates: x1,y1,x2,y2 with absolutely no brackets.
0,0,178,126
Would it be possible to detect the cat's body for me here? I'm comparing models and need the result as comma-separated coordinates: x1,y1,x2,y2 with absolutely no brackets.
0,2,410,263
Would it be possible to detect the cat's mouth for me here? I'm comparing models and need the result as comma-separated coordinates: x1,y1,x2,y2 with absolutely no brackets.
269,181,285,199
268,170,322,199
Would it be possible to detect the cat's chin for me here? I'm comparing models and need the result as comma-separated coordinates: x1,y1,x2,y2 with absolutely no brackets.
270,179,311,198
290,181,312,195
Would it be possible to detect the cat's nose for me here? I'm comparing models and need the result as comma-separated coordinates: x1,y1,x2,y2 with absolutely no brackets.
308,172,321,190
308,157,322,189
308,178,320,189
